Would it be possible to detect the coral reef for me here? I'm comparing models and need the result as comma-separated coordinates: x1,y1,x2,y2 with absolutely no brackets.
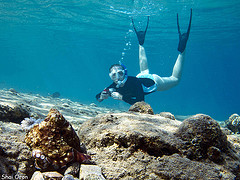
128,101,154,115
0,135,34,177
21,117,43,131
1,90,240,179
78,112,240,179
175,114,229,161
225,113,240,134
25,108,91,171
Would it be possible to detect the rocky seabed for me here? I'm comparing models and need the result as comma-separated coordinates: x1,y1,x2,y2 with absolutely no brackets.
0,89,239,180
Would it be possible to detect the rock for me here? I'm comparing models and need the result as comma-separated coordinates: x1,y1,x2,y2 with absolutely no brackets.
0,89,121,131
175,114,229,161
50,92,61,98
78,112,240,179
147,153,236,180
207,146,222,162
42,172,63,180
25,108,91,171
128,101,154,115
64,162,80,177
0,135,34,178
31,171,44,180
62,174,75,180
158,112,175,120
78,112,182,156
90,103,97,107
225,114,240,134
221,127,233,135
79,165,105,180
78,112,181,179
9,88,18,94
64,175,77,180
31,171,63,180
228,134,240,152
0,103,30,123
0,89,239,179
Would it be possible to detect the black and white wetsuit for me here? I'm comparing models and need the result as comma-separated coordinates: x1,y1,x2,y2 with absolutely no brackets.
96,76,157,105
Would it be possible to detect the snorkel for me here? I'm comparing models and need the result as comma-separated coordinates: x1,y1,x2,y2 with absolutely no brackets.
115,61,128,88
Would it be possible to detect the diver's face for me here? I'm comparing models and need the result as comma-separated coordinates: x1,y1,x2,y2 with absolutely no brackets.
109,66,125,84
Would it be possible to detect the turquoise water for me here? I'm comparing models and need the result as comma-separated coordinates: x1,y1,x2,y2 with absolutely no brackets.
0,0,239,121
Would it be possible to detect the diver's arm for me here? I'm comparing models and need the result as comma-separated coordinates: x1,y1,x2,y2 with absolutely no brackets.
139,45,149,74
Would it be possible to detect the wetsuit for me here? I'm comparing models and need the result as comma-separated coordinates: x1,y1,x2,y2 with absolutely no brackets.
96,76,156,105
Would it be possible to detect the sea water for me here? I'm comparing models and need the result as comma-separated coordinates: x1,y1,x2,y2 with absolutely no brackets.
0,0,239,121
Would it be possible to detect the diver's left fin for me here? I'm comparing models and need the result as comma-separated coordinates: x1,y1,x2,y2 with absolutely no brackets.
132,16,149,45
177,8,192,53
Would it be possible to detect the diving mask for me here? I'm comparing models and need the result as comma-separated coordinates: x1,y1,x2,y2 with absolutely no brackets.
109,68,125,83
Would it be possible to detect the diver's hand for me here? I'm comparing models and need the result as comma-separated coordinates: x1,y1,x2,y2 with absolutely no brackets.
111,92,123,100
177,9,192,53
100,91,109,100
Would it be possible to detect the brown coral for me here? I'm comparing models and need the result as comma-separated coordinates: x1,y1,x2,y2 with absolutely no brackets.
175,114,228,161
25,108,90,170
128,101,154,115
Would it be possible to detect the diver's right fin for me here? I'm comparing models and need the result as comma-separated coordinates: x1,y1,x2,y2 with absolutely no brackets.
177,8,192,53
132,16,149,45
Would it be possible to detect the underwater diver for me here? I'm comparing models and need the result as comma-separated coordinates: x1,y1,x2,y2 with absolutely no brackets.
96,9,192,105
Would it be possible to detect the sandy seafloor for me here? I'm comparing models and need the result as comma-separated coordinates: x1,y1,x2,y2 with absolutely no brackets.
0,88,227,133
0,88,123,134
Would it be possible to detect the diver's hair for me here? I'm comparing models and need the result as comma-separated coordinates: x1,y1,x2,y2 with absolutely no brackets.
109,64,124,73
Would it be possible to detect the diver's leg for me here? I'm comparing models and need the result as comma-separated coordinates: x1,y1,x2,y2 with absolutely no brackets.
153,51,185,91
139,45,149,74
172,51,185,79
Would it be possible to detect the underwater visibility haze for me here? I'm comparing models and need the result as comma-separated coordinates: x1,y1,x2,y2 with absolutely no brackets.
0,0,239,121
